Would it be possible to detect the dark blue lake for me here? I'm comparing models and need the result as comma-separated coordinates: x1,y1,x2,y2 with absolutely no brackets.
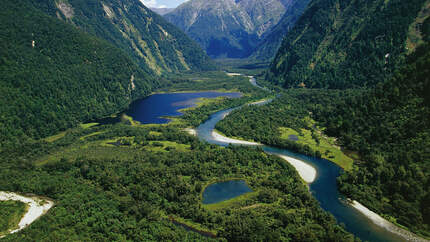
202,180,253,204
288,134,299,141
126,92,241,124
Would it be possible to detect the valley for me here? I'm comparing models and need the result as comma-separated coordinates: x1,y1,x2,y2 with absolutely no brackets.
164,0,309,59
1,0,429,241
0,73,352,241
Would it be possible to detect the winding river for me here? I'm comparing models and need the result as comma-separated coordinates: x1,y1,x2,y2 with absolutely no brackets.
195,76,414,242
123,75,426,241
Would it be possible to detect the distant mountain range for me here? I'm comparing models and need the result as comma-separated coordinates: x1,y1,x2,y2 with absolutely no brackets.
151,7,174,15
164,0,308,59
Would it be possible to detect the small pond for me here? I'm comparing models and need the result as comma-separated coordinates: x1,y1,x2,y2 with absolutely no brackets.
288,135,299,141
126,92,241,124
202,180,253,204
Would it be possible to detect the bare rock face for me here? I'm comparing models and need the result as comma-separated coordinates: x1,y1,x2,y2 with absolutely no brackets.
164,0,305,59
56,1,74,19
34,0,214,74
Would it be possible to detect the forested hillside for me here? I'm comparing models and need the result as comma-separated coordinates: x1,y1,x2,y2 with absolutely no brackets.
318,43,430,237
0,0,158,148
268,0,429,88
164,0,306,58
30,0,214,75
258,4,430,235
249,0,310,61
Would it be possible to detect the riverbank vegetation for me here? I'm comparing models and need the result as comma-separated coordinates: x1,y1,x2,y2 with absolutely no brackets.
0,119,355,241
160,72,270,127
216,89,359,170
217,43,430,236
260,0,430,237
0,201,27,236
326,44,430,237
158,71,264,94
278,127,353,170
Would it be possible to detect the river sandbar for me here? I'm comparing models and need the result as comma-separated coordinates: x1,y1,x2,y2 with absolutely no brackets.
184,128,197,136
276,155,317,183
0,192,54,237
211,131,261,146
350,200,429,242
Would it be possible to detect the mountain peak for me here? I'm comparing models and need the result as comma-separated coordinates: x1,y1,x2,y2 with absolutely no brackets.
165,0,304,58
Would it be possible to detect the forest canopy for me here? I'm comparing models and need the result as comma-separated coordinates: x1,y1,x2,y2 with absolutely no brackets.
0,0,158,147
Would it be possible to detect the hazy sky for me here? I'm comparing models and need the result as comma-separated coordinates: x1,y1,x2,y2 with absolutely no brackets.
140,0,188,8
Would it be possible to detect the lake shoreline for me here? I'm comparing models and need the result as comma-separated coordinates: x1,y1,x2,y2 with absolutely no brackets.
152,89,242,95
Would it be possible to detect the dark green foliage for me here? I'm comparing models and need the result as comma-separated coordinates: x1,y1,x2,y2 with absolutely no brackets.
268,0,428,88
220,44,430,236
30,0,215,73
216,89,359,157
159,71,265,93
182,92,267,128
0,123,354,241
0,201,27,234
264,0,430,235
0,0,158,146
423,17,430,42
320,44,430,236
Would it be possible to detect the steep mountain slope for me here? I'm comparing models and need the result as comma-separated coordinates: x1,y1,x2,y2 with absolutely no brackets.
30,0,214,75
268,0,429,89
266,0,430,234
165,0,305,58
249,0,310,61
322,43,430,237
0,0,158,146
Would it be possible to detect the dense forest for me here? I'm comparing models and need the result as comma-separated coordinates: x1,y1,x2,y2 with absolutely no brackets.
0,120,355,241
267,0,429,89
1,0,429,239
219,18,430,238
29,0,215,74
0,0,158,148
215,89,359,169
319,43,430,237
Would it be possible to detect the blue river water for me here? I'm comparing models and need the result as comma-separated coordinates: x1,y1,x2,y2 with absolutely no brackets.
125,89,406,241
196,107,405,242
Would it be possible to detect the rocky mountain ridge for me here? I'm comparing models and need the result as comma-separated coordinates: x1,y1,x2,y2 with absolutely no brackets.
165,0,305,58
31,0,214,75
